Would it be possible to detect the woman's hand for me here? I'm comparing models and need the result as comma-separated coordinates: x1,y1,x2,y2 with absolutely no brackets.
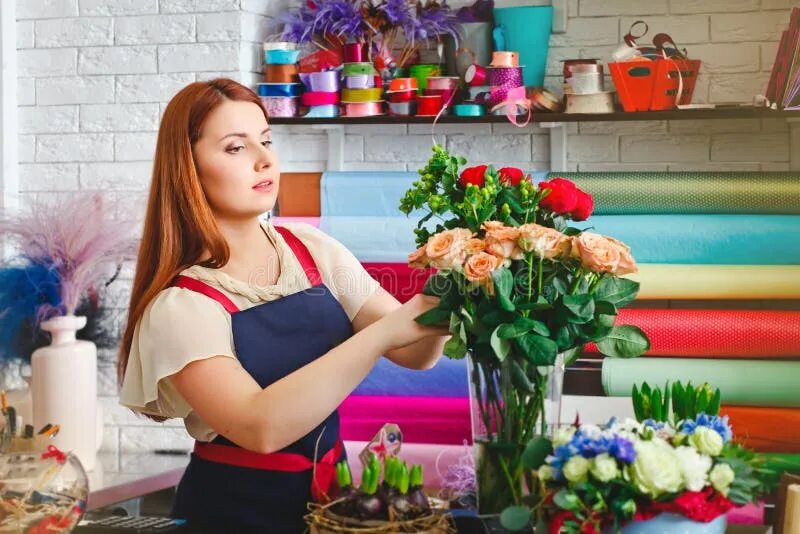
374,293,451,350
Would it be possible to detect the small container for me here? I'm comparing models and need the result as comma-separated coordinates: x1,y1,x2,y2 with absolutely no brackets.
565,91,615,114
566,72,604,95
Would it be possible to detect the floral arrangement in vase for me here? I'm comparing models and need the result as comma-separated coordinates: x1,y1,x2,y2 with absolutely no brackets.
0,193,136,364
274,0,460,69
398,145,650,514
498,381,776,533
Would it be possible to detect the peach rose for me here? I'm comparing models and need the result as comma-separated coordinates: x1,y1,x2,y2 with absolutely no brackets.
464,238,486,255
518,223,572,260
482,221,524,260
572,232,638,275
463,252,502,293
408,244,430,268
425,228,474,270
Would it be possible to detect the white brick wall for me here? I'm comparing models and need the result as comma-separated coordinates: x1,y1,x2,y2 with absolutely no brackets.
12,0,795,455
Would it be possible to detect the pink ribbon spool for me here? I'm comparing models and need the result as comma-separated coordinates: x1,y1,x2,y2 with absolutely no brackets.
344,101,383,117
427,76,459,91
487,66,523,88
464,64,487,87
301,91,340,106
260,96,298,117
343,42,366,63
489,86,532,128
490,51,519,67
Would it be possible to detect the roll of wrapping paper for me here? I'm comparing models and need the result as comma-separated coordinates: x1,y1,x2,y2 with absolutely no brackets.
577,214,800,265
257,83,302,97
602,358,800,407
362,262,433,303
276,172,320,216
343,101,383,117
584,309,800,358
342,62,376,76
541,172,800,214
629,264,800,299
264,63,299,84
720,406,800,452
341,87,384,103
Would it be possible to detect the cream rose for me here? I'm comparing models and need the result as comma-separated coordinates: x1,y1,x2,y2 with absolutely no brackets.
425,228,473,270
482,221,523,260
538,465,555,481
629,438,683,498
463,252,501,292
690,427,724,457
553,426,576,448
709,463,735,495
408,245,430,268
571,232,638,275
563,456,591,484
674,446,712,492
590,453,620,483
518,223,572,260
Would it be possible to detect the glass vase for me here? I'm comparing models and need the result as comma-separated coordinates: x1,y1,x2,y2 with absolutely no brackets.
467,351,566,514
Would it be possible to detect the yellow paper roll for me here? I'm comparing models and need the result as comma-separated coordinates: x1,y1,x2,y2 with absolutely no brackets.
783,484,800,534
625,264,800,300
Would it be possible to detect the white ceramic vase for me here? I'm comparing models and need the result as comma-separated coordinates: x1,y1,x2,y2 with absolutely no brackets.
31,315,97,471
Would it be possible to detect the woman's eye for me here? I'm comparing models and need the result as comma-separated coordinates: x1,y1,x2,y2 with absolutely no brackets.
226,145,245,153
261,140,273,147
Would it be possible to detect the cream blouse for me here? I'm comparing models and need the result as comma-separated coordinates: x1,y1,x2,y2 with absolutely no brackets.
119,222,380,442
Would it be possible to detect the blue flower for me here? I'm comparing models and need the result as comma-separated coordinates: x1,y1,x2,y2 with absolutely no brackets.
681,413,733,443
643,419,666,430
609,435,636,464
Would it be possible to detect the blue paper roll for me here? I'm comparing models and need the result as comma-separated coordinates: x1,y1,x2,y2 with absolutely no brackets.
353,356,468,397
320,214,800,264
321,172,421,217
257,83,302,97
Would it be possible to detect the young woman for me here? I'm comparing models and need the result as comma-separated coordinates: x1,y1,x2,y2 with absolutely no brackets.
117,78,449,533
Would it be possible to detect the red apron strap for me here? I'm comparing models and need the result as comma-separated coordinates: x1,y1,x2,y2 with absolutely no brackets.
172,275,240,314
274,226,323,286
193,439,344,503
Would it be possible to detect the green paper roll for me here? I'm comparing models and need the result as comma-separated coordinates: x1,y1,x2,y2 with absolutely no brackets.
602,358,800,407
630,264,800,300
546,172,800,214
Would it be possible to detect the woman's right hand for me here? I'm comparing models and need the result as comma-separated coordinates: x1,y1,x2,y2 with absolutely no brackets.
377,293,451,350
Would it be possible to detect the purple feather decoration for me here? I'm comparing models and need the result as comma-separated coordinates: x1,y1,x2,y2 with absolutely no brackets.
0,193,137,317
455,0,493,23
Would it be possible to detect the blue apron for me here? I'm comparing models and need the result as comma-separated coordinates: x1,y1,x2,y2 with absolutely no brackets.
170,226,353,533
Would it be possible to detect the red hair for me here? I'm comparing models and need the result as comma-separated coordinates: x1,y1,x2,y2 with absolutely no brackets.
118,79,268,415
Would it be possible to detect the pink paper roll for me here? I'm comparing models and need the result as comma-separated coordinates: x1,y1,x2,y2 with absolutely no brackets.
270,216,320,227
344,101,383,116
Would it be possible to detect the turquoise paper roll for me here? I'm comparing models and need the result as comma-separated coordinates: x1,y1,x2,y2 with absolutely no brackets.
602,358,800,407
321,172,421,217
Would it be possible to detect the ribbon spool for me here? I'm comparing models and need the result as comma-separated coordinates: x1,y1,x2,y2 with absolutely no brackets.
301,91,340,106
344,101,384,117
260,96,299,117
343,42,367,63
304,104,339,118
264,63,299,84
464,63,487,86
489,50,519,67
487,66,523,88
341,88,384,103
453,103,485,117
345,74,374,89
257,83,302,97
388,100,417,116
342,62,376,76
388,90,416,103
416,94,443,116
265,49,300,65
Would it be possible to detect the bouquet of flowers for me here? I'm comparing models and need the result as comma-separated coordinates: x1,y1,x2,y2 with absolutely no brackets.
274,0,460,68
399,145,650,513
499,381,776,533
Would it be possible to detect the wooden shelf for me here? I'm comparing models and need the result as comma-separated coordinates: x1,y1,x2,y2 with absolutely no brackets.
268,107,799,125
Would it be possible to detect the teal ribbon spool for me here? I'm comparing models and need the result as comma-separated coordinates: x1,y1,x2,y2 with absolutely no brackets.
453,103,486,117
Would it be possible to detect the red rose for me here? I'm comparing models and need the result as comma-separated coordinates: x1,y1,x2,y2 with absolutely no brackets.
459,165,488,188
538,178,579,214
571,190,594,221
498,166,525,186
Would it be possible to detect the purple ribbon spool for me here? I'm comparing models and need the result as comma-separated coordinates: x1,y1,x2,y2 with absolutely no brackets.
487,66,523,88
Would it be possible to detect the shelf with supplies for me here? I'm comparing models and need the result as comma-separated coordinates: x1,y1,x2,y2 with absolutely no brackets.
267,106,799,125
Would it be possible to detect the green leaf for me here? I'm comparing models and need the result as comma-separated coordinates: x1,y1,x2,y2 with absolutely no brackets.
510,359,537,393
593,277,640,307
443,335,468,359
595,300,618,316
563,294,595,324
561,345,583,365
696,390,709,414
522,436,553,470
595,325,650,358
490,326,511,362
552,277,569,295
652,389,663,422
499,506,532,532
497,316,550,339
517,297,553,311
555,325,574,350
553,489,582,512
491,268,516,312
709,389,722,415
663,383,671,420
672,382,685,421
516,333,559,366
415,306,451,326
423,273,454,298
632,385,644,422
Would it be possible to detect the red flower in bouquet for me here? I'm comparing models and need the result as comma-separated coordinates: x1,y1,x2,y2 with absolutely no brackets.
497,166,525,186
538,177,594,220
458,164,488,188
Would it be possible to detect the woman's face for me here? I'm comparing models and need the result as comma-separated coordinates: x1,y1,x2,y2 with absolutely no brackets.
193,99,280,221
